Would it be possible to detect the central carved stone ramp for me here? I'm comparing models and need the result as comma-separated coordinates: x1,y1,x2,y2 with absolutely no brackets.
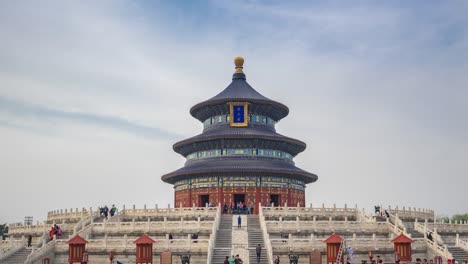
212,215,233,263
448,246,468,262
1,247,32,264
248,215,268,264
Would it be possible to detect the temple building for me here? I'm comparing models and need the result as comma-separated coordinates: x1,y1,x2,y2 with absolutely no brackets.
162,57,318,211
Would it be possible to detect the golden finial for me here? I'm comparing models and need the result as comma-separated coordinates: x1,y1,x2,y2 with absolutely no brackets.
234,56,244,73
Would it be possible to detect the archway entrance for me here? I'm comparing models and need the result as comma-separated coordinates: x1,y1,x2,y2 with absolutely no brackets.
200,195,210,207
270,194,280,207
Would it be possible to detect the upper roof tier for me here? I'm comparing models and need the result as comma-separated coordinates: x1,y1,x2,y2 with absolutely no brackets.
190,57,289,122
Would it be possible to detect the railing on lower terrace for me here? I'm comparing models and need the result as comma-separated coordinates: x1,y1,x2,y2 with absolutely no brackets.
0,237,26,262
207,204,221,264
262,204,358,219
457,236,468,252
270,236,427,253
24,239,56,264
259,204,274,264
91,219,215,234
266,219,390,233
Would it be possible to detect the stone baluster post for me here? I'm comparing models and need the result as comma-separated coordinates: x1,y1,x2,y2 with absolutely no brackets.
288,233,292,249
296,216,300,231
188,234,192,251
123,234,128,249
104,234,107,248
353,233,356,240
147,217,151,232
131,218,135,232
197,216,201,229
456,233,459,246
163,216,167,231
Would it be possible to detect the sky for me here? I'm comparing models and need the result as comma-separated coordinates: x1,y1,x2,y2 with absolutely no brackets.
0,0,467,224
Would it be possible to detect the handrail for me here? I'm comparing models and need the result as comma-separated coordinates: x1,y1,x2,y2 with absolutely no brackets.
207,205,221,264
0,238,26,262
259,204,274,264
24,239,56,264
457,237,468,252
426,238,452,259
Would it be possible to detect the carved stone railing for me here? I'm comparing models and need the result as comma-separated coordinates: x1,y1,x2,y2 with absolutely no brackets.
426,238,452,260
259,204,274,264
0,238,25,262
266,220,389,233
414,222,444,243
456,235,468,252
270,237,427,253
262,204,357,219
47,208,89,223
24,239,57,264
425,223,468,233
387,206,434,221
122,205,218,218
91,220,215,234
207,204,221,264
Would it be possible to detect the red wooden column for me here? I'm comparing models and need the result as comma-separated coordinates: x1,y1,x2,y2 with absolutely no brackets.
67,235,88,264
135,234,155,264
323,233,343,264
391,233,414,262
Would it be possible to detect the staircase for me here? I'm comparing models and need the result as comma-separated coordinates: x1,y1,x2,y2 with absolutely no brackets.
402,222,425,239
1,247,32,264
212,215,232,264
448,246,468,262
248,215,268,264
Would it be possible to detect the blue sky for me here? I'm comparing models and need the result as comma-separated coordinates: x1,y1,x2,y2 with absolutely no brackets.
0,0,467,223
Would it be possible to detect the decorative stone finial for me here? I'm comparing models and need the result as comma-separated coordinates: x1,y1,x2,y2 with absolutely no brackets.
234,56,244,73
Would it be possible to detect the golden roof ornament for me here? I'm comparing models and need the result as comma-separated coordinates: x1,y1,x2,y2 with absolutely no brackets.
234,56,244,73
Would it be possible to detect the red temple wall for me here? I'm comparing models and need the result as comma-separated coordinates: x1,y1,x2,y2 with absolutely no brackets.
174,186,305,213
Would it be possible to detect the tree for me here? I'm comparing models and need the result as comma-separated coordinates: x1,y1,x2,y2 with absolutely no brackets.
452,213,468,222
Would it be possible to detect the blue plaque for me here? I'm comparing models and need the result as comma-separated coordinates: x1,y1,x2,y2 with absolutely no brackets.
229,102,249,127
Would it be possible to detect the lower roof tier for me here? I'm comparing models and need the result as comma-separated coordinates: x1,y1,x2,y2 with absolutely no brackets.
161,158,318,184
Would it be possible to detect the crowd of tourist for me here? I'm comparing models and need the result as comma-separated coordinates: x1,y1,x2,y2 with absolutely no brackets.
48,224,62,241
223,202,255,214
224,254,244,264
99,205,117,218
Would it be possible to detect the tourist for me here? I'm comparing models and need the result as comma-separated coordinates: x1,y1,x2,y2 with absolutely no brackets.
256,244,262,263
27,234,32,247
110,205,117,217
385,210,390,218
49,226,55,241
102,205,109,218
423,259,428,264
416,258,422,264
224,203,228,214
229,255,235,264
56,226,62,239
376,256,382,264
224,256,230,264
274,255,280,264
235,254,243,264
347,246,354,264
427,232,434,241
250,202,254,214
237,215,242,228
169,233,173,243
